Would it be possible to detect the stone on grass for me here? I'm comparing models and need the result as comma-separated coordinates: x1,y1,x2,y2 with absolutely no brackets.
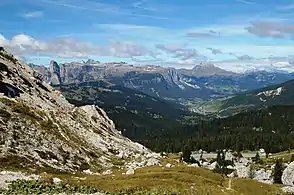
53,177,62,184
102,170,112,175
165,163,172,168
126,169,135,175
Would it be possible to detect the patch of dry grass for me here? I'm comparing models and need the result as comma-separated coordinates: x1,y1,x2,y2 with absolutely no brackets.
44,161,283,195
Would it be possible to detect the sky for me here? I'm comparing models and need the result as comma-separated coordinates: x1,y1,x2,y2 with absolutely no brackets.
0,0,294,72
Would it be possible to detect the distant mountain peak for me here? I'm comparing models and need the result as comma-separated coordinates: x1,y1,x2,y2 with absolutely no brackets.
85,59,100,64
188,62,235,76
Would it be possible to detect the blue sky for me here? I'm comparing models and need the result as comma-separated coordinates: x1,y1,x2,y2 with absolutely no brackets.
1,0,294,72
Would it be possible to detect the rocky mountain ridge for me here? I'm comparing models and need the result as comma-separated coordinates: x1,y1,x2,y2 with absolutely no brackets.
0,48,158,172
31,60,294,101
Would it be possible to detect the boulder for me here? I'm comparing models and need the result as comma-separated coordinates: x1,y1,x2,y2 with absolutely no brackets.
282,162,294,186
208,162,217,170
165,163,172,168
126,169,135,175
52,177,62,184
102,170,112,175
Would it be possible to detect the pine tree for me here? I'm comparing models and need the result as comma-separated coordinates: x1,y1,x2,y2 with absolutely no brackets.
182,145,192,163
273,158,284,184
248,164,255,179
216,151,221,164
254,152,260,163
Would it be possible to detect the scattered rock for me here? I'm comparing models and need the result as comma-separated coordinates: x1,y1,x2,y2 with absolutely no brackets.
146,158,160,167
83,169,93,175
235,163,249,178
254,169,273,184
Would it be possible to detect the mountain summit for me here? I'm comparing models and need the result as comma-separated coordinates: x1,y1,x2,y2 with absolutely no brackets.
190,62,235,76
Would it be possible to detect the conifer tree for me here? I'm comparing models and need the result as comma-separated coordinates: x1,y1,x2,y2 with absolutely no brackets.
273,158,284,184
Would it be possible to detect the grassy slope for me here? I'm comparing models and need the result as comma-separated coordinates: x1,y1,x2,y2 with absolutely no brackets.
29,155,283,195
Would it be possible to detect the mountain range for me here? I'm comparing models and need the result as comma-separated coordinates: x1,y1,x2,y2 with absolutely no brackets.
30,60,294,101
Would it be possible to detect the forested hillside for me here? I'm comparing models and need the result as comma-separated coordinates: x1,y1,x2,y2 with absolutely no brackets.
187,105,294,153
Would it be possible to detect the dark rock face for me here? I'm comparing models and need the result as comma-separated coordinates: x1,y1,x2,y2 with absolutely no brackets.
0,82,22,98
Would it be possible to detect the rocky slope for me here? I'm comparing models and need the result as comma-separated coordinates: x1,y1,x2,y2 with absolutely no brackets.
0,48,156,172
32,60,294,101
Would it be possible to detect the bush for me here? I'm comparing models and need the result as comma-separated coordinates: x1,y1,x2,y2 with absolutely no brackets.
5,179,98,195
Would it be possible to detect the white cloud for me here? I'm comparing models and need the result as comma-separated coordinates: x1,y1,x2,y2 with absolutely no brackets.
156,43,187,53
245,21,294,38
172,49,206,60
0,34,154,59
21,11,43,18
212,57,294,73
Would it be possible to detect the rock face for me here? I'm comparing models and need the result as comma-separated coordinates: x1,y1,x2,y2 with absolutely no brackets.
0,49,154,171
49,60,61,85
282,162,294,186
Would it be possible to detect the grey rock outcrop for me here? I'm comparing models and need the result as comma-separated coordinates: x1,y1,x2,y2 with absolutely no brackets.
0,49,153,171
49,60,61,85
282,162,294,186
254,169,273,184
